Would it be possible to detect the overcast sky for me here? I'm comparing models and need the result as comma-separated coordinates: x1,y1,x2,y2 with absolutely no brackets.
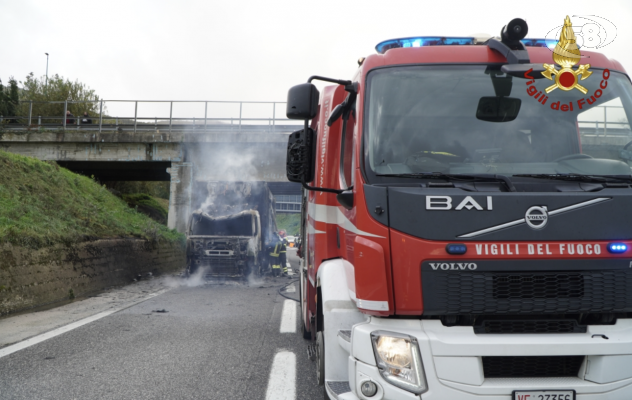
2,0,631,119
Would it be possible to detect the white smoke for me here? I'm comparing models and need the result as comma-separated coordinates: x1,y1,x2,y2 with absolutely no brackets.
164,267,209,288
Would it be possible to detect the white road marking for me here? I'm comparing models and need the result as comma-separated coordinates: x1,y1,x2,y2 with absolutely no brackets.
280,299,297,333
286,262,294,276
265,351,296,400
0,289,168,359
285,285,296,293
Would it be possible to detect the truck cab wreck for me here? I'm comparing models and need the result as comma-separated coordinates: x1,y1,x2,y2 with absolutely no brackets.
187,210,261,278
287,17,632,400
185,181,277,279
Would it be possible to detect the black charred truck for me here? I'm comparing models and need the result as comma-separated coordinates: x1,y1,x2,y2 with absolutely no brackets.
185,181,278,278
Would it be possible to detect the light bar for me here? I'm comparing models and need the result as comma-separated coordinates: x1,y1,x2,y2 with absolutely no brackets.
376,37,475,54
375,37,559,54
607,243,628,254
521,38,558,49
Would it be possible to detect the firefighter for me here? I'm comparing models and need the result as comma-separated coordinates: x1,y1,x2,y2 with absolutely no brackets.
279,231,289,276
269,234,283,276
280,238,288,276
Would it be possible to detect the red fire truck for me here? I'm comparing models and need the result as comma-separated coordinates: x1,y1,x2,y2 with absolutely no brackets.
286,18,632,400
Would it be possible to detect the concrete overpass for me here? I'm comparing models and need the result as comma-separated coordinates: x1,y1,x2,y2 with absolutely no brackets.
0,100,302,232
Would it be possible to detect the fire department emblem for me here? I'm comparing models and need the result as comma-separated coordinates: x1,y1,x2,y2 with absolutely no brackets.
542,16,592,94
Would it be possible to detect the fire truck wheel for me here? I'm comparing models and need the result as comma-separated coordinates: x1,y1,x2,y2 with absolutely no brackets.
298,272,312,339
316,331,325,386
300,288,311,340
302,320,311,339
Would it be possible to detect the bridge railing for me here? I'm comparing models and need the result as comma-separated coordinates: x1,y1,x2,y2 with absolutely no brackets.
0,100,300,133
3,101,630,137
578,105,631,137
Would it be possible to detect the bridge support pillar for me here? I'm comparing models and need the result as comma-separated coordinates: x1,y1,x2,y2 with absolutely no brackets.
167,162,193,233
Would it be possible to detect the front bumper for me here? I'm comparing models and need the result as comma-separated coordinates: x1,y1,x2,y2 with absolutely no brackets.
344,318,632,400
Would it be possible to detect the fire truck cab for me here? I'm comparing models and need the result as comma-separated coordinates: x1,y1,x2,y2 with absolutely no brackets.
286,18,632,400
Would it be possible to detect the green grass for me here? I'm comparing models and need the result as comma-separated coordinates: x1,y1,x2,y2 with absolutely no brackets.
0,150,184,248
276,213,300,236
122,194,169,224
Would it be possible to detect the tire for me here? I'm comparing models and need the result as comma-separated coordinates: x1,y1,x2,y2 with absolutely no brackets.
187,262,197,277
316,331,325,386
246,257,258,278
300,268,312,340
302,317,312,339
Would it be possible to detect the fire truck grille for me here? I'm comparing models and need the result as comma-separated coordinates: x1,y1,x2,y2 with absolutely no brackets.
482,356,584,378
493,273,584,299
474,319,587,334
421,262,632,315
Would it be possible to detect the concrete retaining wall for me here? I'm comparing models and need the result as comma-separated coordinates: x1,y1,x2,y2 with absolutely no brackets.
0,238,185,316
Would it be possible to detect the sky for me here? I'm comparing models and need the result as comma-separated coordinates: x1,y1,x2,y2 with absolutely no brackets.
2,0,631,120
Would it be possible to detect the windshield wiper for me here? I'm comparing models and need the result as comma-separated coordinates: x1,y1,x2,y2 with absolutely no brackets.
513,173,632,183
376,172,517,192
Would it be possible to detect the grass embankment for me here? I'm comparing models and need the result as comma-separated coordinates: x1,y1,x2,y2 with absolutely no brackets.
276,213,300,236
122,194,169,225
0,150,183,248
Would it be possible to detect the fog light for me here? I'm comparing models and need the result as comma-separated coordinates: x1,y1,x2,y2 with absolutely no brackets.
371,331,428,394
360,381,378,397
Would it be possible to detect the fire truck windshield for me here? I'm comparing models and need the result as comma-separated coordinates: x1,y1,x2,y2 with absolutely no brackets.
365,65,632,182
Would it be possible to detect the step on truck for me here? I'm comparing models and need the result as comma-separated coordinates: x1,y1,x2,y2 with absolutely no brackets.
186,181,278,278
285,17,632,400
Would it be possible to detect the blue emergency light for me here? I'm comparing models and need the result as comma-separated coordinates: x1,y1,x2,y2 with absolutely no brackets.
376,37,475,54
521,39,558,49
375,37,558,54
607,243,628,254
446,243,468,255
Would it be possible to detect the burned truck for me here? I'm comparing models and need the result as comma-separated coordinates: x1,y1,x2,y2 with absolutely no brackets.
185,181,277,278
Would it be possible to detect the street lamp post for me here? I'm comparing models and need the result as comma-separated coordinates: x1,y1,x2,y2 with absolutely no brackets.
45,53,49,88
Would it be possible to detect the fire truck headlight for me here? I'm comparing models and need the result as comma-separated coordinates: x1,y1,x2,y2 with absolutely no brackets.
370,331,427,394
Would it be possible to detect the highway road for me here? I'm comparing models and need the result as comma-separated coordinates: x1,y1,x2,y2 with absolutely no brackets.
0,248,325,400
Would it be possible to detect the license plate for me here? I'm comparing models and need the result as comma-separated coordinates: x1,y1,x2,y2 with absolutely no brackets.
513,390,575,400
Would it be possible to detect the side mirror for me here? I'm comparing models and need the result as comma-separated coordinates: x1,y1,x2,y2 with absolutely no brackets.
476,97,521,122
286,128,316,183
286,83,320,120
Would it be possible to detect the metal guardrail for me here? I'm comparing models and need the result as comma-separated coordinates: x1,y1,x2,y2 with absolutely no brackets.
0,100,297,133
1,101,629,136
578,106,630,137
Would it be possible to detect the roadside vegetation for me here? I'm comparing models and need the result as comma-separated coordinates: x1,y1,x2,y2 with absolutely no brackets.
0,150,183,249
276,213,300,236
121,194,169,225
1,73,102,124
106,181,170,225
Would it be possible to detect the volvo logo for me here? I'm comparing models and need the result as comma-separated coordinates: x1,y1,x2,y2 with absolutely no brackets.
525,206,548,230
429,262,477,271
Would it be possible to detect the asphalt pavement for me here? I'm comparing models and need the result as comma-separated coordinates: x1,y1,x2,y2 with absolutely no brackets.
0,248,324,400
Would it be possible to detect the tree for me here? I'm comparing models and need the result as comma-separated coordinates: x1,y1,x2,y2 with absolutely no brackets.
0,77,20,123
7,77,19,121
19,73,104,124
0,79,6,118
